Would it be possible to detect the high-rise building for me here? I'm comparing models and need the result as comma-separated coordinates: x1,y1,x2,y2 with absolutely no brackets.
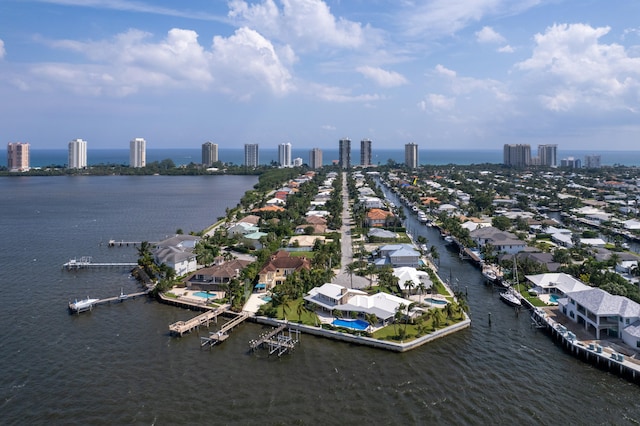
405,143,419,168
293,157,303,167
309,148,323,169
244,143,259,167
202,142,218,166
360,139,372,166
584,155,601,168
7,142,30,171
278,143,292,167
129,137,146,168
561,157,582,168
538,144,557,167
68,138,87,169
339,138,351,169
503,144,531,167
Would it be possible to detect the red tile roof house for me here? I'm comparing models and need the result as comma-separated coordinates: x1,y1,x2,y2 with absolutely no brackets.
366,208,394,227
258,250,312,290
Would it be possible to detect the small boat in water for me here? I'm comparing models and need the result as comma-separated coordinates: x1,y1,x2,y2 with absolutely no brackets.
500,288,522,307
68,297,99,313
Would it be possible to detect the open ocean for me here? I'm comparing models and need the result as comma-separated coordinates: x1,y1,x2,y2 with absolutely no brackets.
2,148,640,168
1,175,639,425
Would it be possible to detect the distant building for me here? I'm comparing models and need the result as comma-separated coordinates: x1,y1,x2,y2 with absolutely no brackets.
537,144,557,167
129,138,146,168
278,142,291,167
309,148,323,169
584,154,601,168
293,157,303,167
405,143,418,168
561,157,582,168
339,138,351,169
503,144,531,167
244,143,259,167
7,142,30,171
68,138,87,169
360,139,372,166
201,141,218,166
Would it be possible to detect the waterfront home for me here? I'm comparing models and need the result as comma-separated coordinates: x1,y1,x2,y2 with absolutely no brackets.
258,250,312,290
368,228,398,240
558,287,640,347
237,214,261,225
185,259,252,293
227,222,259,237
153,235,200,276
287,235,325,251
393,267,432,295
304,283,415,326
251,205,285,215
525,273,591,297
374,244,421,268
469,226,526,255
516,252,561,272
366,208,394,227
622,219,640,231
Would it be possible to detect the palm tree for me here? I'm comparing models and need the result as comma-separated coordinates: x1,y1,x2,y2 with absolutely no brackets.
404,279,416,298
430,246,440,266
346,262,358,288
417,282,426,304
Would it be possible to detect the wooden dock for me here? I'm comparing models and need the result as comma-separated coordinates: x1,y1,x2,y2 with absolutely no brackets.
169,307,227,336
108,240,157,247
63,256,137,270
199,311,251,348
249,323,300,356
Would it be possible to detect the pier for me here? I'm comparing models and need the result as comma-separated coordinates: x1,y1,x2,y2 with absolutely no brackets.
199,311,251,347
68,289,149,314
63,256,138,270
531,307,640,384
169,306,228,336
249,323,300,356
108,240,157,247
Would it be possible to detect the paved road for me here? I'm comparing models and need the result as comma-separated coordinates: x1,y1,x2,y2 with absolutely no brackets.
332,171,370,289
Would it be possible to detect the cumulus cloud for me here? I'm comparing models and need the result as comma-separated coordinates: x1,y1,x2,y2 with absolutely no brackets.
228,0,366,51
418,94,455,111
307,82,381,102
28,27,294,97
212,27,293,96
476,26,505,44
356,66,408,87
0,39,5,59
498,45,514,53
515,23,640,112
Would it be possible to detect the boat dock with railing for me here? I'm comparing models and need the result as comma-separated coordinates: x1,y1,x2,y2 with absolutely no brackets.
68,289,149,314
63,256,137,270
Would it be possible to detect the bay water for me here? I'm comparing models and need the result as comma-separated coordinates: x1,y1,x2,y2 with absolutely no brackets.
1,175,639,425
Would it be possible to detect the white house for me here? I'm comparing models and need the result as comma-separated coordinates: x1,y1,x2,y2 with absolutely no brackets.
393,267,432,294
469,227,526,255
304,283,415,324
558,287,640,347
525,273,591,296
153,235,200,276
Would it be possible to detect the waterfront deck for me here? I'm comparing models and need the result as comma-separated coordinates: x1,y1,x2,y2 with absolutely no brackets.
63,256,137,270
169,306,228,336
199,311,251,347
249,323,300,356
68,290,149,314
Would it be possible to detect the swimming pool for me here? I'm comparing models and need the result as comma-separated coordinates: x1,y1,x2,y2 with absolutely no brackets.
332,318,369,331
426,298,448,305
549,294,563,303
260,295,272,302
193,291,218,299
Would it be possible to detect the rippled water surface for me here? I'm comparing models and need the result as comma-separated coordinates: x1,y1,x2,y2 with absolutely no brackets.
1,175,639,425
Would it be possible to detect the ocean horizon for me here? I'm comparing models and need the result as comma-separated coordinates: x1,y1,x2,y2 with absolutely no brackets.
3,148,640,168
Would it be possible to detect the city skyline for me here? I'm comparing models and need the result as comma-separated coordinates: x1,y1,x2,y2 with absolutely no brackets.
1,1,640,151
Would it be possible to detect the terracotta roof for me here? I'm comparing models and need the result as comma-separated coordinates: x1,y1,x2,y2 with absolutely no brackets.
187,259,253,280
367,208,393,220
251,205,285,213
305,215,327,225
259,250,311,274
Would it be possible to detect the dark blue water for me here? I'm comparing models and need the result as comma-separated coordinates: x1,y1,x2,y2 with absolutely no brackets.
1,175,639,425
4,148,640,168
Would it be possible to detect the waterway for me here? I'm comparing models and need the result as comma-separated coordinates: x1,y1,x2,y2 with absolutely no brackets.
1,175,639,425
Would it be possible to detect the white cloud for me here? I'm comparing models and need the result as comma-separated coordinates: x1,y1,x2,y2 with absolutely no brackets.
27,27,294,97
0,39,5,59
400,0,539,39
211,27,293,96
476,26,505,44
419,94,456,111
321,124,336,130
228,0,366,51
498,44,514,53
307,83,381,102
515,23,640,112
356,66,408,87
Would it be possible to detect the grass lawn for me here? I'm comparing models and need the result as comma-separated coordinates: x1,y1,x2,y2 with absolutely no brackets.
277,298,319,325
288,251,314,258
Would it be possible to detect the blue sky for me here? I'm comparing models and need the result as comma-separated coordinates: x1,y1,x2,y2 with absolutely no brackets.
1,0,640,150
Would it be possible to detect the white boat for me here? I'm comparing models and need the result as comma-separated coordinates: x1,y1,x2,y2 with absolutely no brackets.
500,288,522,307
444,235,454,243
482,267,497,283
69,297,99,313
417,212,428,223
